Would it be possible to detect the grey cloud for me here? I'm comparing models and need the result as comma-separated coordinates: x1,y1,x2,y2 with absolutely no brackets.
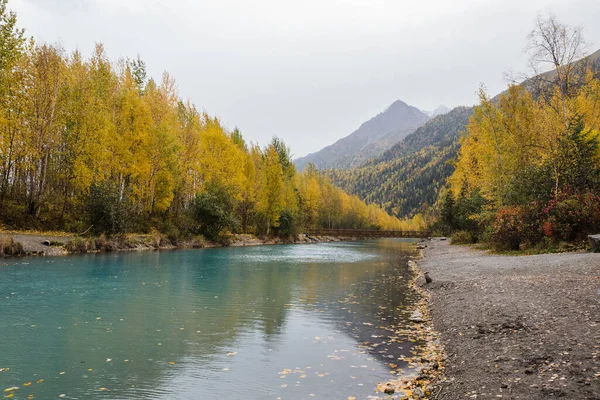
10,0,600,157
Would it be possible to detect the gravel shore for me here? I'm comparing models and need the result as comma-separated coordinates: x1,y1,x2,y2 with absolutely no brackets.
419,239,600,400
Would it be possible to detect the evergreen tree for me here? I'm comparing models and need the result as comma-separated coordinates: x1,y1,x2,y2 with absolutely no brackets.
440,190,455,234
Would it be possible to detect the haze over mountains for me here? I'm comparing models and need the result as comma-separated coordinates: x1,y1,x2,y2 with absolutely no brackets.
423,105,451,119
294,100,439,170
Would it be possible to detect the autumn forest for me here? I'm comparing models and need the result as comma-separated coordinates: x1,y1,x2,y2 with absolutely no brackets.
0,0,419,243
1,0,599,251
439,17,600,250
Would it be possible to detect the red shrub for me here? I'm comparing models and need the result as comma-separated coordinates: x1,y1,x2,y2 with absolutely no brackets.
541,191,600,241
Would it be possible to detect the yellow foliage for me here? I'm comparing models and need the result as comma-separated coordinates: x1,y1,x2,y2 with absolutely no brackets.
450,70,600,205
0,38,406,235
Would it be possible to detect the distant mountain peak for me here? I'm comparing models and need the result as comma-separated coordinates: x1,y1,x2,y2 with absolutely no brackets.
294,99,429,170
384,99,409,112
423,105,451,118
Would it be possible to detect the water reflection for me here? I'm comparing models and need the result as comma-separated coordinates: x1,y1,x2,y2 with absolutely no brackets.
0,239,418,399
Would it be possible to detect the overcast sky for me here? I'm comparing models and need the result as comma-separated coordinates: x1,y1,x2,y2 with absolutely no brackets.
10,0,600,157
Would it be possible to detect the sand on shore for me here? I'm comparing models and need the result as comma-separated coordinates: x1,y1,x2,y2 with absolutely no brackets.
419,239,600,400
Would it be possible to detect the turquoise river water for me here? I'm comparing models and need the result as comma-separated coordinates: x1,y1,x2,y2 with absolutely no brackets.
0,239,421,399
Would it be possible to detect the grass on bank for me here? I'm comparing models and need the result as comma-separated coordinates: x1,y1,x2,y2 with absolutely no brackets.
65,232,209,253
0,229,211,256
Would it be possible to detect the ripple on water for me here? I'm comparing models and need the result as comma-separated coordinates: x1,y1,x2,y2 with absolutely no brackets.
231,243,379,264
0,239,419,400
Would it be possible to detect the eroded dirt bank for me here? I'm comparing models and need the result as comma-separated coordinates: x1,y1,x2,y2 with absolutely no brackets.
419,240,600,399
0,231,362,257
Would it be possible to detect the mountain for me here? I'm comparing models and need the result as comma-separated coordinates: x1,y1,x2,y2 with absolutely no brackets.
325,49,600,219
424,105,451,118
326,107,473,218
294,100,429,170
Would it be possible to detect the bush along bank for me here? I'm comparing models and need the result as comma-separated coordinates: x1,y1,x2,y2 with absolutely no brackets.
434,90,600,252
0,236,25,257
429,16,600,253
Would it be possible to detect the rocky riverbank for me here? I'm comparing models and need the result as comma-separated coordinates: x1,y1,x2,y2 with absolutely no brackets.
0,231,362,258
418,239,600,399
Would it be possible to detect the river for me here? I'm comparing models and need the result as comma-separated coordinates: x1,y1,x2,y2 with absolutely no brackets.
0,239,421,399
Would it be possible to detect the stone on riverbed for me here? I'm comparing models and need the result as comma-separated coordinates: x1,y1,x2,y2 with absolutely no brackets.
383,383,395,394
588,234,600,252
409,310,424,323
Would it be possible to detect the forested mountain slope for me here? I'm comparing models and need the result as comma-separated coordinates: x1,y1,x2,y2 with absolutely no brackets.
326,107,473,218
294,100,429,170
325,50,600,219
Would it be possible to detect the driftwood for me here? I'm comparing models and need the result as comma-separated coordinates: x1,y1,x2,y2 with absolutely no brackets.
79,225,94,236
